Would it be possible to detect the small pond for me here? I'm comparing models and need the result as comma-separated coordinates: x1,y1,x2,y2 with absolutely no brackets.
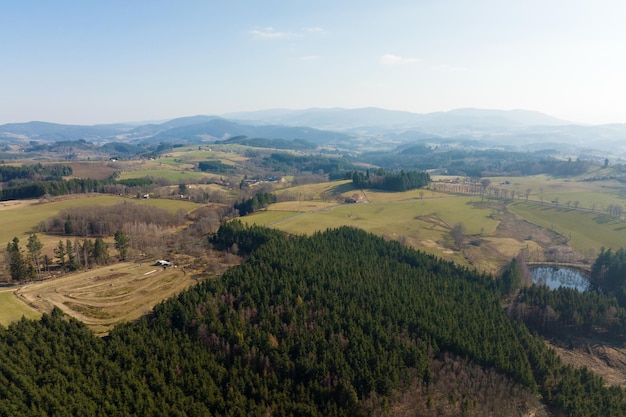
530,267,590,292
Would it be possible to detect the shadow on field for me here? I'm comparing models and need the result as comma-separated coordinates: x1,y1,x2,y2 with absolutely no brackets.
594,215,613,224
326,182,356,196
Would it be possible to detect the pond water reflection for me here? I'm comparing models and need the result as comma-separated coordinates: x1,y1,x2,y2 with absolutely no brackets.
530,267,590,292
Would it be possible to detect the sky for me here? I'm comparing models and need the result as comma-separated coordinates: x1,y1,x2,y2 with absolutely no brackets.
2,0,626,125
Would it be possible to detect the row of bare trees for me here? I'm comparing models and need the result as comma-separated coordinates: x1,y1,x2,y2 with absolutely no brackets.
38,202,186,237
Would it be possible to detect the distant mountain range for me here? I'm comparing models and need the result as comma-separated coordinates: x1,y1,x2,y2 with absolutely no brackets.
224,107,571,131
2,107,626,155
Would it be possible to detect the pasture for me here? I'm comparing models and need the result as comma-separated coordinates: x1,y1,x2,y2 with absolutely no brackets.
118,168,208,182
509,202,626,256
239,210,300,227
244,197,501,266
482,174,626,211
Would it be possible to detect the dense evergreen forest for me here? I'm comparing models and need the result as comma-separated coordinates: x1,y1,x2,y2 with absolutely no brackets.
261,153,358,176
362,148,593,178
349,169,431,192
233,193,277,216
0,163,72,182
0,224,624,415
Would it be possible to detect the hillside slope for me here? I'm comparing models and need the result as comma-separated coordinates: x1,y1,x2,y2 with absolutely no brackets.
0,224,623,415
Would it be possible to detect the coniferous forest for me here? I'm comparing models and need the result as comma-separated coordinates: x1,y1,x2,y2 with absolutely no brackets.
0,224,625,416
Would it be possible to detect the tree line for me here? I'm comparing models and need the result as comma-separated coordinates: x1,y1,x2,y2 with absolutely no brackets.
233,192,277,216
0,177,156,201
0,163,72,183
39,202,186,237
4,233,120,281
349,168,431,192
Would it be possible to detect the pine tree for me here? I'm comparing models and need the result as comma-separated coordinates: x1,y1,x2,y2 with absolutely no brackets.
54,240,66,271
93,238,109,265
114,230,130,261
66,240,79,271
6,237,33,281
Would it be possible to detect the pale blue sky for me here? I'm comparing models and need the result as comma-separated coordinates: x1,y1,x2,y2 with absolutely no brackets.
2,0,625,125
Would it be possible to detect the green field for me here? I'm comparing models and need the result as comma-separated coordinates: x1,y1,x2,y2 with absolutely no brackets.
509,202,626,256
480,174,626,210
243,196,500,263
266,197,496,234
0,289,40,325
118,169,208,182
239,210,300,226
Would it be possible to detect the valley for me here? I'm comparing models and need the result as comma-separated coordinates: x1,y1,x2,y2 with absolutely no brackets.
2,110,626,415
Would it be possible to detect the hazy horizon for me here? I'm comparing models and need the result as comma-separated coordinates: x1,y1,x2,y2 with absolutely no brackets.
2,1,625,125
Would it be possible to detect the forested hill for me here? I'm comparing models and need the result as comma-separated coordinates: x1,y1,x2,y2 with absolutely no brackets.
0,225,625,415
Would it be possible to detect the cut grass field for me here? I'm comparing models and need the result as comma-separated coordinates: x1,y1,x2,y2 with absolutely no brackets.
0,288,41,325
257,197,498,235
16,261,201,336
239,210,300,227
118,168,208,182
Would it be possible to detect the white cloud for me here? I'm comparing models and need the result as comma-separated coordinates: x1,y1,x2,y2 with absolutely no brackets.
249,27,287,39
380,54,420,65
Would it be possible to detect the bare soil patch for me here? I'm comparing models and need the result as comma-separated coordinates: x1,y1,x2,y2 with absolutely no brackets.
67,162,119,180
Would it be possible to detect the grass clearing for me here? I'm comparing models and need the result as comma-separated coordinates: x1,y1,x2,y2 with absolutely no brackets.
269,201,338,212
275,180,352,200
0,289,41,325
239,210,299,227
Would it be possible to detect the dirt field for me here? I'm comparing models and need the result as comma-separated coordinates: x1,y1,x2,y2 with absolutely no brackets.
16,261,202,336
67,161,120,180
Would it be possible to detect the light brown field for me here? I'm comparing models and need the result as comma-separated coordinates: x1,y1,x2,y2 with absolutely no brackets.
66,161,119,180
16,261,201,336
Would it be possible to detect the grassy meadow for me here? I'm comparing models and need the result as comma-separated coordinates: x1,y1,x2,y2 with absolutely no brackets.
118,168,208,182
0,289,41,325
243,196,499,263
243,174,626,268
509,202,626,256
